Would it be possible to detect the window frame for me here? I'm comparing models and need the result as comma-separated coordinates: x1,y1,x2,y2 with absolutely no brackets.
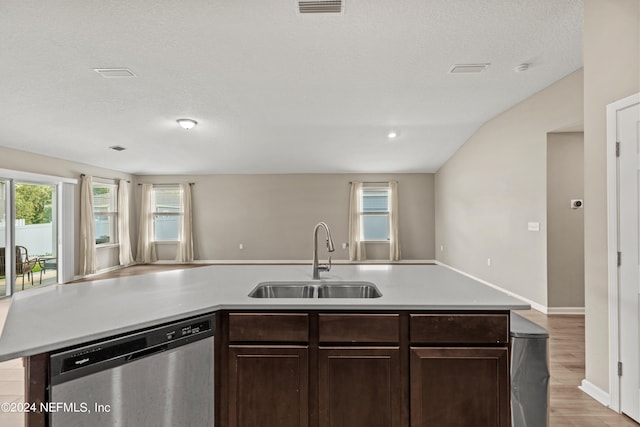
91,180,118,247
360,185,391,242
151,185,182,243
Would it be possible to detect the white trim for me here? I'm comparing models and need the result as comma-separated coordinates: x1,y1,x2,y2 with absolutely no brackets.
96,243,120,250
546,307,585,315
59,183,75,284
0,168,77,185
579,379,611,408
606,92,640,413
152,259,438,265
435,261,541,312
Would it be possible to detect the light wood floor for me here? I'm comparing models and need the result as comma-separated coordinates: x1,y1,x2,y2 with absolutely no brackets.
69,263,209,283
0,266,637,426
514,309,638,426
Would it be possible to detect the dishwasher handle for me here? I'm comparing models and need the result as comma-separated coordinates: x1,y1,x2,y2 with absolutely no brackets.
126,344,168,361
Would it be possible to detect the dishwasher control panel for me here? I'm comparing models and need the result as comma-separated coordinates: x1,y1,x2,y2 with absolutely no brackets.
50,313,215,386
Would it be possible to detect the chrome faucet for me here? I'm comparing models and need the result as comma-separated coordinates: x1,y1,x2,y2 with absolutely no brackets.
312,222,335,279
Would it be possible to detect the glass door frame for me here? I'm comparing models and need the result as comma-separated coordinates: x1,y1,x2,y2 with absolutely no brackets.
1,178,16,297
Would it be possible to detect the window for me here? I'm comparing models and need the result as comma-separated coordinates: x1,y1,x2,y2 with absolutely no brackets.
152,186,181,241
92,182,117,245
361,186,390,241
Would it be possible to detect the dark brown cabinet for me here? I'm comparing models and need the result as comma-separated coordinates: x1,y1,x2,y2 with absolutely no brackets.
319,347,402,427
410,347,509,427
228,345,309,427
220,311,510,427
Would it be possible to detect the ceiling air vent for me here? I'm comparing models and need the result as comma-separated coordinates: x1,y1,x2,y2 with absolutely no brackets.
109,145,127,151
449,64,490,74
298,0,343,14
93,68,136,78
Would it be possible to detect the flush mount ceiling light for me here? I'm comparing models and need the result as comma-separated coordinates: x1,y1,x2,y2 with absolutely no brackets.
387,130,398,139
176,118,198,130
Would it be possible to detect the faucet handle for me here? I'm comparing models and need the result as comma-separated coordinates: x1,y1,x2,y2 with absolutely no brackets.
318,256,332,273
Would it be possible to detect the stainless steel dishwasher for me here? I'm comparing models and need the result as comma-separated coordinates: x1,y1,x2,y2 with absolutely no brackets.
49,313,215,427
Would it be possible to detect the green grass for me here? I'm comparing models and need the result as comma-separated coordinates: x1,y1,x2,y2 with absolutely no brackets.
0,263,43,280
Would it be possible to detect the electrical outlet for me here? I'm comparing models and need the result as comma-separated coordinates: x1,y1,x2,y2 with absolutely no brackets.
487,258,492,267
239,243,244,250
342,242,348,249
440,245,444,252
528,222,540,232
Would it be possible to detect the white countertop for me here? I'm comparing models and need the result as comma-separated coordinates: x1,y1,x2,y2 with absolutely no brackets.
0,264,529,361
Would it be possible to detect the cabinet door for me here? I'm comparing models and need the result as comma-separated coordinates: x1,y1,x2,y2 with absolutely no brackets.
229,346,308,427
410,347,509,427
319,347,402,427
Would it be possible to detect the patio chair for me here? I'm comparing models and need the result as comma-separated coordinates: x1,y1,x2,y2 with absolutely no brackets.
16,246,38,290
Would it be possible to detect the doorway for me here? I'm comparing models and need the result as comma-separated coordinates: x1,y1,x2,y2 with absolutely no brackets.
0,179,60,296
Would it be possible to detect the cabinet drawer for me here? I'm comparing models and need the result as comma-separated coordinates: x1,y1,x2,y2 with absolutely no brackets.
229,313,309,342
410,314,509,344
319,314,400,343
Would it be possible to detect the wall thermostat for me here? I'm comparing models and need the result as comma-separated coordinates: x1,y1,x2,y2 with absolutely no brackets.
571,199,584,209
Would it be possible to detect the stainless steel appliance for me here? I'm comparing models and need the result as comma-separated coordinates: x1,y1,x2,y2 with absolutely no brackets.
49,314,215,427
510,312,550,427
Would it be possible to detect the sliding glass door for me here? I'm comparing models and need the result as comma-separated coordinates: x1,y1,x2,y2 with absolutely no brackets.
14,182,58,291
0,178,59,297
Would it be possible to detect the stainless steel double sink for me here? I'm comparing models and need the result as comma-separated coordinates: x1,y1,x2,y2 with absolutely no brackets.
248,281,382,299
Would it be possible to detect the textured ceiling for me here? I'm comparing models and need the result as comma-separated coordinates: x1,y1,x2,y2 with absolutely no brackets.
0,0,583,175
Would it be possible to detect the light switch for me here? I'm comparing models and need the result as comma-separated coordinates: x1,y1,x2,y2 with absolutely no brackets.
528,222,540,232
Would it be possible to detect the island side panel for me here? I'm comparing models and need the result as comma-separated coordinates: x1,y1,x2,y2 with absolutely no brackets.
24,353,48,427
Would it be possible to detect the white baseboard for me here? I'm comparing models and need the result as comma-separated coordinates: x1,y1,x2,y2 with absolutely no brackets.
547,307,585,315
435,261,548,313
579,379,611,407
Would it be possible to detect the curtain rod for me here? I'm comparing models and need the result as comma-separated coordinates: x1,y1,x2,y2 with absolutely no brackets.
80,173,130,183
349,181,390,184
137,183,195,186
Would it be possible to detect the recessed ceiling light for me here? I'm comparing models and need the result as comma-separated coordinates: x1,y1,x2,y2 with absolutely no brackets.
109,145,127,151
93,68,136,78
449,63,490,74
177,118,198,130
387,131,398,139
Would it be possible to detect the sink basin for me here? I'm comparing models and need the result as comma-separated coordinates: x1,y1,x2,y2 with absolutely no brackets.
248,282,315,298
248,281,382,298
317,282,382,298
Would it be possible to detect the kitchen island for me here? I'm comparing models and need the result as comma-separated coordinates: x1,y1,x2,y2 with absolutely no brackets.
0,263,529,426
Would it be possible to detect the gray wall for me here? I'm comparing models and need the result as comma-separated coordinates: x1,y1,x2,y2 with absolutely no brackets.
584,0,640,393
435,69,584,308
546,132,584,309
135,173,435,261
